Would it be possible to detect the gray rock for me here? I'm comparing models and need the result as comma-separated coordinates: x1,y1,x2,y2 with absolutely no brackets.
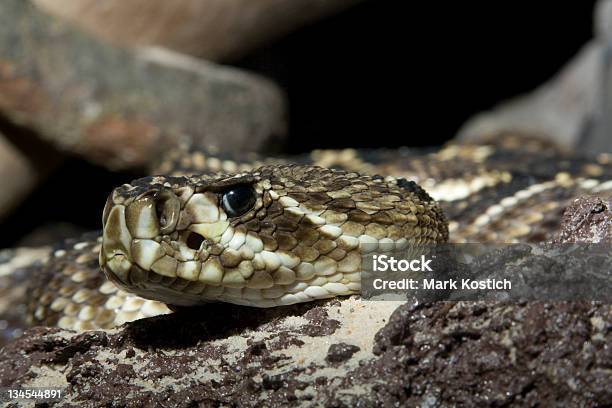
589,0,612,154
0,0,286,170
596,0,612,42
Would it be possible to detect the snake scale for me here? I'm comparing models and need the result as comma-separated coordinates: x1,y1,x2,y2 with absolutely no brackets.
7,132,612,333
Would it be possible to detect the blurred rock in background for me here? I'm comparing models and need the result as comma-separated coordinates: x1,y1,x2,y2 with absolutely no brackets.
33,0,363,61
459,0,612,154
0,0,286,171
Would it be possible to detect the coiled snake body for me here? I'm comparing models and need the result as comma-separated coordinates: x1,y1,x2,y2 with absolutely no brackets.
15,133,612,331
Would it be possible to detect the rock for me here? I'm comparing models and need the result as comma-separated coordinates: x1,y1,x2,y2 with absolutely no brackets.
0,298,402,405
0,0,286,170
458,1,612,155
588,0,612,154
557,195,612,243
325,342,360,363
33,0,364,62
348,301,612,406
3,298,609,405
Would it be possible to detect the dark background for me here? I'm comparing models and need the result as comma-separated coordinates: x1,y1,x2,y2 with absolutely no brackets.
1,0,598,246
239,0,597,152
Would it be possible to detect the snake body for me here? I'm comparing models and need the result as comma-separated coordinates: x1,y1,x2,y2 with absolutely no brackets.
18,133,612,331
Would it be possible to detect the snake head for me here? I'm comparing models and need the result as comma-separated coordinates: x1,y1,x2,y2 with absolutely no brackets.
100,172,260,305
100,166,448,307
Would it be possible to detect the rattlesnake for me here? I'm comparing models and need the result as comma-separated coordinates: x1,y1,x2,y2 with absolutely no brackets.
3,132,612,334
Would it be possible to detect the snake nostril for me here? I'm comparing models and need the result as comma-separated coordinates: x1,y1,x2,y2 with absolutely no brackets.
155,200,167,226
185,232,205,250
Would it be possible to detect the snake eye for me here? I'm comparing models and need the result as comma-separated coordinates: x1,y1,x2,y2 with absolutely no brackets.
221,185,256,217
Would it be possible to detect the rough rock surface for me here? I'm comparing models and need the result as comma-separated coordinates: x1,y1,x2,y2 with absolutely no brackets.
33,0,363,62
356,301,611,406
0,299,401,406
1,299,609,406
0,0,286,170
557,195,612,243
458,1,612,155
